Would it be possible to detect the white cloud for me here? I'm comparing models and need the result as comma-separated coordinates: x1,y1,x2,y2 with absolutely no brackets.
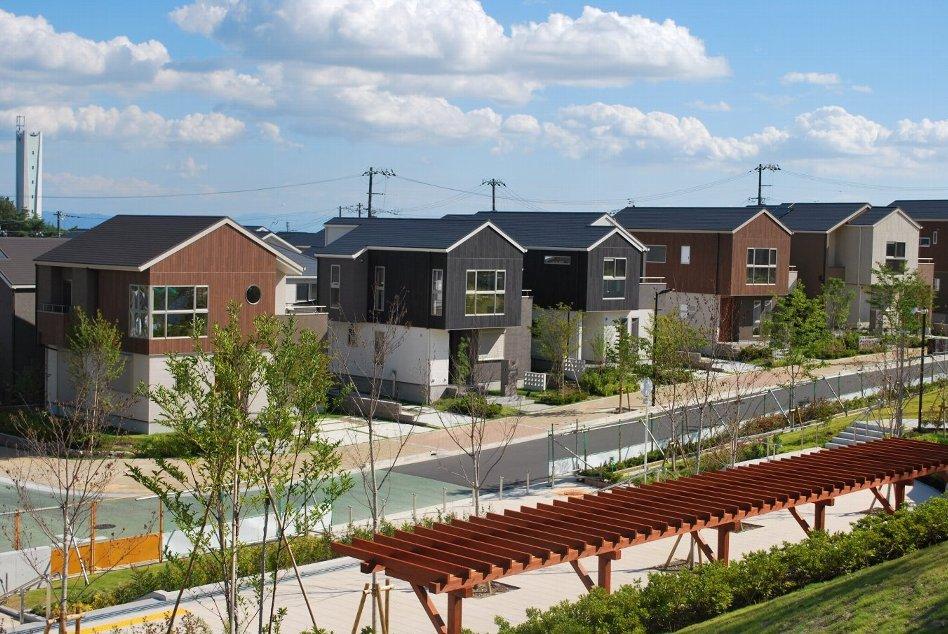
258,121,301,147
896,118,948,145
689,100,731,112
0,105,245,146
154,68,274,107
168,156,207,178
851,84,872,94
169,1,231,36
795,106,890,155
0,8,168,83
46,171,164,196
781,71,841,86
502,114,542,136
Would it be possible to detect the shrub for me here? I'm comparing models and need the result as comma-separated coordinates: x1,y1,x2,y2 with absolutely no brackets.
133,432,201,459
579,367,635,397
436,395,503,418
536,388,588,406
737,344,771,363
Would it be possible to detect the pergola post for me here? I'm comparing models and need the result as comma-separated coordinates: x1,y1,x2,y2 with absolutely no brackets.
894,481,907,509
716,523,733,566
814,499,834,531
788,506,811,535
597,551,620,594
446,591,463,634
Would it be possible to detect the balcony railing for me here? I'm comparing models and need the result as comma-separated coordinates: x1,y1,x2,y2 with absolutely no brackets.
39,303,70,314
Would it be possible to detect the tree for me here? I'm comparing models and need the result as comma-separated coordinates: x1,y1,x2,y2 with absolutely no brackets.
608,322,644,413
0,196,60,236
866,265,933,434
532,303,582,392
820,277,855,333
3,308,128,632
129,305,348,634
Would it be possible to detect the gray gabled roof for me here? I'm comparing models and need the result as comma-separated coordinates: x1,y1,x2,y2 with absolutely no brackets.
275,230,325,256
891,200,948,221
35,215,304,274
318,217,525,257
273,244,317,277
771,202,870,232
440,211,645,251
846,206,920,229
614,206,790,233
0,237,69,288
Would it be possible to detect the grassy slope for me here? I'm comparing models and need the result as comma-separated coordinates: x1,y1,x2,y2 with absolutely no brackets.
682,541,948,634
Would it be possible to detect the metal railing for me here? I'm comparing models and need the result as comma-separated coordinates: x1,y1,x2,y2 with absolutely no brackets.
37,303,69,314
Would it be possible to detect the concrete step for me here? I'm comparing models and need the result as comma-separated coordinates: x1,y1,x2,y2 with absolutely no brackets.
838,430,884,441
825,440,855,449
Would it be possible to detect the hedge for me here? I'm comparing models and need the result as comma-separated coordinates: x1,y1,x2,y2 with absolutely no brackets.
496,494,948,634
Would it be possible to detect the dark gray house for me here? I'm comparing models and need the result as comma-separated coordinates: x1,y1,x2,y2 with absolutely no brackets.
312,217,529,402
0,237,69,402
444,211,657,363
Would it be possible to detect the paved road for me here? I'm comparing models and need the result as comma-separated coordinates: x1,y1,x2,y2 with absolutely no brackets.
392,357,943,489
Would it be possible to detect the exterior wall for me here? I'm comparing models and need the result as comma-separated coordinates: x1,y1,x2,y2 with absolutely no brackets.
658,291,721,341
728,214,791,297
579,310,641,361
522,249,586,309
788,232,828,296
444,227,523,330
327,321,450,403
318,256,368,323
631,231,724,295
585,233,643,312
869,213,920,281
0,285,13,398
918,219,948,317
365,250,448,329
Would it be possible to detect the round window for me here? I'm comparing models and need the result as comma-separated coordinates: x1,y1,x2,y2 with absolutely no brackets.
246,285,262,304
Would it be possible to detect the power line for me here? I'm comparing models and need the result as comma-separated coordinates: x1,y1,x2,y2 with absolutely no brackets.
481,178,506,211
782,169,948,192
753,163,780,206
363,167,395,217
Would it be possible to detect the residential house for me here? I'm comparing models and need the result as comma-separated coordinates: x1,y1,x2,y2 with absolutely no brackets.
890,200,948,320
0,236,68,401
773,202,927,325
614,207,793,342
34,215,308,432
312,217,529,402
443,211,659,364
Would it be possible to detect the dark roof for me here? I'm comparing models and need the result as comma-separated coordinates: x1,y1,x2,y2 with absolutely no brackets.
273,244,317,277
848,206,902,226
614,206,782,232
890,200,948,221
439,211,640,250
771,202,869,232
36,215,226,268
275,230,325,256
318,217,520,256
0,237,70,287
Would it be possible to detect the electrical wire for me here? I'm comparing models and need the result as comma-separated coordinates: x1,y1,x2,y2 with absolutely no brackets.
782,170,948,192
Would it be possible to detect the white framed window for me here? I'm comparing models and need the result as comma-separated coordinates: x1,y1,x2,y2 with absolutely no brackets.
645,245,666,263
934,230,939,245
373,266,385,311
465,269,506,316
431,269,444,316
746,248,778,284
885,241,907,272
130,284,209,339
330,264,341,309
935,277,941,292
295,283,317,303
544,255,571,265
603,257,627,299
921,236,931,248
680,245,691,265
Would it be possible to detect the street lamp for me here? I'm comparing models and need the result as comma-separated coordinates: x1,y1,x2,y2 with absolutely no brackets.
914,307,929,427
651,288,673,406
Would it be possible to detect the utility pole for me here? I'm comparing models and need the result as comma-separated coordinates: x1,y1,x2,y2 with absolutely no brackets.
55,210,63,237
753,163,780,206
363,167,395,218
338,205,343,218
356,202,363,218
481,178,506,212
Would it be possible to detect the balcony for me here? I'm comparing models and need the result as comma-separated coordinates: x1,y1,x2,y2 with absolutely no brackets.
37,304,71,346
826,265,846,281
918,258,935,286
279,306,328,340
788,265,799,290
638,276,667,307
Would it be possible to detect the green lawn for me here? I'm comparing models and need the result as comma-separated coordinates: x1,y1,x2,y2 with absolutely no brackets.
682,541,948,634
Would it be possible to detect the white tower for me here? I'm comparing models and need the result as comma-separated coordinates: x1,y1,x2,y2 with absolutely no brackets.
15,115,43,219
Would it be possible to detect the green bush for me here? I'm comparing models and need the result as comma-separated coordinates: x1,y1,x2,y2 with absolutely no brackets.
435,394,504,418
736,344,771,363
579,367,635,397
536,388,588,406
496,494,948,634
133,432,201,458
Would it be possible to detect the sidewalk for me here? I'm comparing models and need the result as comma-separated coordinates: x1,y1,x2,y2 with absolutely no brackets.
34,446,939,634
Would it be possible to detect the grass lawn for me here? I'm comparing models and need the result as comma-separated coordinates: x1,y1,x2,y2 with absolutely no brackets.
3,562,165,613
682,541,948,634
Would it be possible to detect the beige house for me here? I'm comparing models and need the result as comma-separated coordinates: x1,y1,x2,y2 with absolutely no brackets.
828,206,925,325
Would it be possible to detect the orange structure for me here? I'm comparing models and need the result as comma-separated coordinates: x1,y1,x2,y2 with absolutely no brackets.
332,438,948,634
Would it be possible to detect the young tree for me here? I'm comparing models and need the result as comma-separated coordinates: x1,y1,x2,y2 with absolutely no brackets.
608,322,644,413
867,265,933,434
820,277,855,333
532,303,582,392
129,304,348,634
3,308,127,632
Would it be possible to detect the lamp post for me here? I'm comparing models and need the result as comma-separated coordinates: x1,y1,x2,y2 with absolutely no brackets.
651,288,673,406
914,307,929,427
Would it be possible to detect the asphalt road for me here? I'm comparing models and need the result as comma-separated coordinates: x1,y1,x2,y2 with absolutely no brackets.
392,357,942,490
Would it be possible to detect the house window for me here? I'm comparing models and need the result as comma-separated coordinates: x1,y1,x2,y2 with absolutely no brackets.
680,245,691,265
921,236,931,248
544,255,571,265
645,245,666,263
431,269,444,316
465,269,506,316
934,230,939,245
246,285,261,304
131,285,209,339
885,241,907,272
330,264,341,309
62,280,72,308
935,277,942,292
746,248,778,284
295,283,316,302
603,257,627,299
373,266,385,312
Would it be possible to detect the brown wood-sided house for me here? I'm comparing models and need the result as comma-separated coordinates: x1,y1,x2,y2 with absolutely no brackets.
34,215,311,432
614,206,793,342
891,200,948,321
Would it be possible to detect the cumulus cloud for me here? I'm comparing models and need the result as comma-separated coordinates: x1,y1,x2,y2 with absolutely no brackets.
851,84,872,94
258,121,301,147
0,105,245,146
795,106,890,155
896,118,948,145
689,100,731,112
169,1,231,36
781,71,840,86
46,171,164,196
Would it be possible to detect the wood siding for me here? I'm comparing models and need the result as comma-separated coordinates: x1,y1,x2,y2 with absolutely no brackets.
585,233,643,312
918,219,948,315
729,213,792,296
522,249,586,309
789,232,829,297
629,231,725,295
365,250,447,329
445,227,523,330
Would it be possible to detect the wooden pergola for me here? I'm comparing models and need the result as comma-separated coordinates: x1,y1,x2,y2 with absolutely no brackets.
332,438,948,634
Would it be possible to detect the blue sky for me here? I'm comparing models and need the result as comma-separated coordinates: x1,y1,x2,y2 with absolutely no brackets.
1,1,947,230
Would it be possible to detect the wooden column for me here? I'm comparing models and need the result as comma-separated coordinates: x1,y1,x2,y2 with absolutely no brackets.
597,554,613,594
716,523,733,566
814,499,834,531
446,591,463,634
894,482,907,509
